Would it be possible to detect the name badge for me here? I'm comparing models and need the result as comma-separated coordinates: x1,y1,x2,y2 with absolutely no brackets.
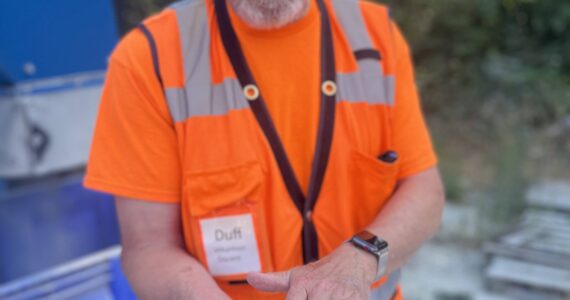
199,213,261,276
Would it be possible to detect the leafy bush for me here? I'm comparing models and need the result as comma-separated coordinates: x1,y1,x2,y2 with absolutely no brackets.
382,0,570,126
115,0,174,33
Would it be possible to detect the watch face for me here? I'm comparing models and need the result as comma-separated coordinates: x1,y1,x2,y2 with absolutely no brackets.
357,231,377,244
376,239,388,250
353,231,388,252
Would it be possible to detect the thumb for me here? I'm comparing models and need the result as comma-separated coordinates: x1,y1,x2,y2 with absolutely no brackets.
247,270,291,292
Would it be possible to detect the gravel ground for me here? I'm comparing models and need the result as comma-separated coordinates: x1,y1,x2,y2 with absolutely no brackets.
399,202,511,300
400,241,509,300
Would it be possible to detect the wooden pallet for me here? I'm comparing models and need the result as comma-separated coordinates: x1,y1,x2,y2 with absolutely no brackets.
526,181,570,212
484,181,570,299
486,258,570,300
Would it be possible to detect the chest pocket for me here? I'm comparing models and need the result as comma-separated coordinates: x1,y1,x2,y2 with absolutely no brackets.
186,161,262,215
349,148,399,217
183,161,275,282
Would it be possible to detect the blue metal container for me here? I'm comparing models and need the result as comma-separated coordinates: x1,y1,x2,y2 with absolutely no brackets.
0,246,137,300
0,0,119,178
0,0,119,84
0,172,121,283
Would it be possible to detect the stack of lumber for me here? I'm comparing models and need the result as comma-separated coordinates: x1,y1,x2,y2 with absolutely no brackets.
483,181,570,300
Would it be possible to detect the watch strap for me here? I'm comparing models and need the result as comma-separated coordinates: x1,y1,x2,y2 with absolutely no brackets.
375,244,389,281
349,231,389,281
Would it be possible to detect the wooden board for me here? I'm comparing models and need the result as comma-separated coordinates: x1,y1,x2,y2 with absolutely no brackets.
486,280,567,300
485,182,570,298
486,257,570,293
492,209,570,256
483,242,570,270
526,181,570,212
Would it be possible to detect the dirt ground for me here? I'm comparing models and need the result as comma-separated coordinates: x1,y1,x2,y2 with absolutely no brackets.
401,241,508,300
399,202,510,300
399,116,570,300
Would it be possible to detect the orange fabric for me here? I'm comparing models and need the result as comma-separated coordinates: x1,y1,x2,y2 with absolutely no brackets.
228,0,321,194
85,0,433,298
144,9,185,88
84,29,181,203
394,286,403,300
359,1,437,178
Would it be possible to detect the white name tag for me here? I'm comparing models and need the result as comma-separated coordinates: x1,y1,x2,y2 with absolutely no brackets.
199,213,261,276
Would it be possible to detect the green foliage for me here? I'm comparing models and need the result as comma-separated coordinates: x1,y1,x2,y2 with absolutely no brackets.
440,160,464,203
116,0,175,33
382,0,570,126
489,128,528,222
381,0,570,215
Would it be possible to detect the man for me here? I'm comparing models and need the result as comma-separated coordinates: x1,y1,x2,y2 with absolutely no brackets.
85,0,445,298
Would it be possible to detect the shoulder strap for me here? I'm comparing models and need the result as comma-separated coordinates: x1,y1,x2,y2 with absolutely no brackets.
331,0,382,61
354,48,381,61
137,23,164,90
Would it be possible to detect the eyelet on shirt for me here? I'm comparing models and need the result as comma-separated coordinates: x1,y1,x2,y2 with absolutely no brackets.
244,84,260,101
321,80,337,97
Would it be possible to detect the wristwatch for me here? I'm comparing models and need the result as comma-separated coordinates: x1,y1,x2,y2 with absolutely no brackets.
349,230,389,281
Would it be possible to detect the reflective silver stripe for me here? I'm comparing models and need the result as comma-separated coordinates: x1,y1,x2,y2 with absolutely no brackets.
164,0,394,123
331,0,373,51
165,78,249,122
385,76,395,107
332,0,395,106
166,64,394,122
171,0,210,85
370,270,400,300
168,0,214,120
337,60,395,106
167,64,394,122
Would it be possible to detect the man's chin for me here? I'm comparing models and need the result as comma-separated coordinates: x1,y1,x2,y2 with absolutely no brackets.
229,0,310,30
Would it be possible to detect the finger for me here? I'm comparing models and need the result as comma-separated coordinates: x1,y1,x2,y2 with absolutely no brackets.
285,286,308,300
247,270,291,292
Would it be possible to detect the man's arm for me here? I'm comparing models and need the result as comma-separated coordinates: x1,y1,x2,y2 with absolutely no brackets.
116,197,230,300
247,167,445,298
366,167,445,273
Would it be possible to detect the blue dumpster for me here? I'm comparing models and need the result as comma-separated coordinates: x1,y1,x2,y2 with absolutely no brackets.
0,172,121,283
0,246,137,300
0,0,119,178
0,0,128,297
0,0,118,84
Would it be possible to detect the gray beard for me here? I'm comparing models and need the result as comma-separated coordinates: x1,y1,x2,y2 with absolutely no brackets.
228,0,309,29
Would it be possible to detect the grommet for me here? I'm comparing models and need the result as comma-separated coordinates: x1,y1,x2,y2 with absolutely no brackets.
305,210,313,222
243,84,260,101
321,80,337,97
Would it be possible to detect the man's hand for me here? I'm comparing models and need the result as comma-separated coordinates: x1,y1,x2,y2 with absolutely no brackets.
247,167,444,299
247,243,377,299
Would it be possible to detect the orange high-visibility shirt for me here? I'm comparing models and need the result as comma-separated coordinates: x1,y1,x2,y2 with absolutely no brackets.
85,1,436,201
85,0,437,298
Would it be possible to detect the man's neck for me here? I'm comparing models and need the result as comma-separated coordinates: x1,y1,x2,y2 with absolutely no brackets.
228,0,310,30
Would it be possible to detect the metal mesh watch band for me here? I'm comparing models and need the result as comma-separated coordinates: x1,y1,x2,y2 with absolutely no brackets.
375,242,389,280
349,231,390,281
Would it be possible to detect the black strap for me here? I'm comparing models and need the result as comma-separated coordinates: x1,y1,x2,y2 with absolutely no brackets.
214,0,305,215
354,48,382,61
306,0,336,214
138,24,164,90
214,0,336,264
303,0,337,264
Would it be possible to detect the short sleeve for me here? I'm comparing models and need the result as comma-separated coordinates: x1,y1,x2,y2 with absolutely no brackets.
391,23,438,179
84,30,181,202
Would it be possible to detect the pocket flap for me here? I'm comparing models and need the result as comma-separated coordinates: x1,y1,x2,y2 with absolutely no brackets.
186,161,263,216
351,149,400,180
